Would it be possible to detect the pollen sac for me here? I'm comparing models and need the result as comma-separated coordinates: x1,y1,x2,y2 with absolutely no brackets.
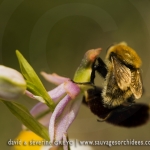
0,65,26,100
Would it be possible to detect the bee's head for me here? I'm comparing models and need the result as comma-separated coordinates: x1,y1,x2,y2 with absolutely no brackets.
105,42,142,68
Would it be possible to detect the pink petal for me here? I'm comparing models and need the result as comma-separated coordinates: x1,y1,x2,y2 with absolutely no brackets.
55,97,82,141
25,90,36,99
49,80,81,142
48,80,80,103
49,94,82,142
39,113,52,127
25,84,66,103
48,83,67,103
30,102,49,117
25,82,69,104
49,95,71,142
41,72,69,85
30,102,52,127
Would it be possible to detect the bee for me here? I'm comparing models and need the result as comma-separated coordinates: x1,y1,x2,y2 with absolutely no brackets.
95,42,142,108
82,42,149,127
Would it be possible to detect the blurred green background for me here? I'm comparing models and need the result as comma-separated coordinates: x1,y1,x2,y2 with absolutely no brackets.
1,0,150,150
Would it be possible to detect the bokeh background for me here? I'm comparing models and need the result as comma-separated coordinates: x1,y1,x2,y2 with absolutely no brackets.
1,0,150,150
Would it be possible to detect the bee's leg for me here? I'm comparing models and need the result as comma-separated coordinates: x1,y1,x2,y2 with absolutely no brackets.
97,112,112,122
82,95,88,106
95,57,108,78
90,59,97,84
100,103,135,121
97,103,134,122
96,103,132,122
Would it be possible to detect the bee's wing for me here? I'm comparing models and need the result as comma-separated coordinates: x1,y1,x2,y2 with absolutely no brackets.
112,56,131,90
130,70,142,99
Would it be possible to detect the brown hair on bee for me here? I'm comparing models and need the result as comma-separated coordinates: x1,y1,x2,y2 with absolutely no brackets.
102,42,143,108
105,42,142,68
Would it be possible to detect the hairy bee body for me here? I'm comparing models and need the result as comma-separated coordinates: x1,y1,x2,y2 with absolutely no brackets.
102,67,133,108
82,42,149,127
102,42,142,108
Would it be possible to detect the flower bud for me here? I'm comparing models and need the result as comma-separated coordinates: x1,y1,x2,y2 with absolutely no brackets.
0,65,26,100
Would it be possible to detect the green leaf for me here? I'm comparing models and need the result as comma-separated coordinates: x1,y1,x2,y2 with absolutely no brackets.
16,50,55,111
1,99,50,140
26,81,46,103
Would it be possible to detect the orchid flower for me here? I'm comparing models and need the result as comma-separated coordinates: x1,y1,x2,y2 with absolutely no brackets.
5,48,101,150
25,48,101,148
26,79,81,144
